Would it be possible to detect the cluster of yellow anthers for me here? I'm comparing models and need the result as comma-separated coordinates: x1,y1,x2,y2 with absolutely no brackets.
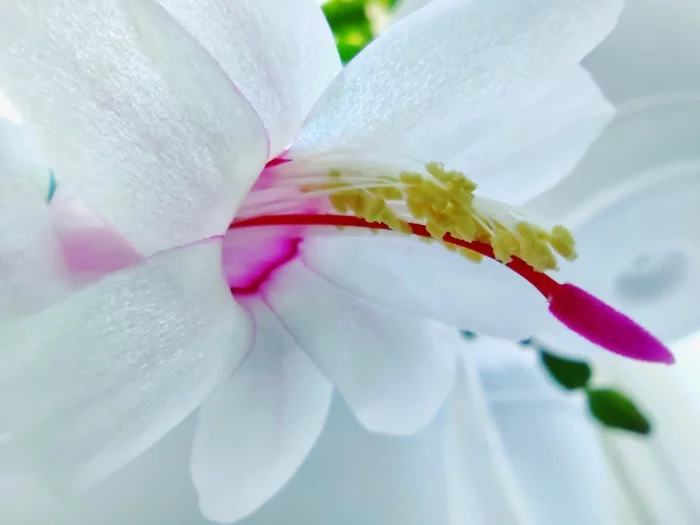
319,162,577,272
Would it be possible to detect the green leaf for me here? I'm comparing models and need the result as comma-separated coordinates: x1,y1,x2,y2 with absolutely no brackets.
539,350,592,391
586,388,652,435
323,0,375,63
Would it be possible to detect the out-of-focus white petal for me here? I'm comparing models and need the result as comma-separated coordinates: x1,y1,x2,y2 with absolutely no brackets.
0,240,252,488
265,260,458,435
301,232,548,341
0,0,268,255
191,299,332,524
157,0,341,157
291,0,622,163
534,166,700,361
443,346,533,525
0,118,49,195
472,337,616,525
593,336,700,524
448,67,614,205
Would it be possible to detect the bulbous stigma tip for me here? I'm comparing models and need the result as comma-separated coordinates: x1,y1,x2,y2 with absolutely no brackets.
549,283,675,364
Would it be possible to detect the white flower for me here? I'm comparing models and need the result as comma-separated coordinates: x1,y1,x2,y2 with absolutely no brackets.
0,0,673,522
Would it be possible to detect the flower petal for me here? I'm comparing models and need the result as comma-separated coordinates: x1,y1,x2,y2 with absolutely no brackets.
0,240,252,488
265,260,458,435
447,67,614,205
472,337,615,525
0,0,268,254
156,0,341,157
534,167,700,360
291,0,622,163
191,299,332,524
301,232,549,341
0,118,49,195
442,347,532,525
0,175,70,317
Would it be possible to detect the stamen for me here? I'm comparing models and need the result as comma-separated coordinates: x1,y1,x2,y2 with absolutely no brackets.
228,213,674,364
301,162,577,272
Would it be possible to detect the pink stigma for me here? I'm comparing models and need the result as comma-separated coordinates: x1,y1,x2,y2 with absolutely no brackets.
549,283,675,364
229,213,675,364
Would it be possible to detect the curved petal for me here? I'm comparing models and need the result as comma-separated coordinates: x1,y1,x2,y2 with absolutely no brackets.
595,340,700,523
266,260,458,435
0,175,70,317
156,0,341,156
0,0,268,255
191,299,332,524
471,337,616,525
0,118,50,195
0,240,252,489
301,232,549,341
290,0,622,162
534,168,700,360
447,67,614,205
443,346,533,525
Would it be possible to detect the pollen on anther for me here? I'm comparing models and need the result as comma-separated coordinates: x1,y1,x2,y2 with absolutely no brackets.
318,162,577,271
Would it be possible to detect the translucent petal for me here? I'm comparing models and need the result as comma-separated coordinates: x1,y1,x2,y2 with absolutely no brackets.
442,349,532,525
448,67,614,205
471,337,616,525
266,260,458,435
0,240,252,488
291,0,622,162
191,299,332,523
0,176,70,316
156,0,341,156
301,232,549,341
0,0,268,254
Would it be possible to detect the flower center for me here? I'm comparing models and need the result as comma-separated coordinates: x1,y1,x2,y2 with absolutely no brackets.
227,160,673,364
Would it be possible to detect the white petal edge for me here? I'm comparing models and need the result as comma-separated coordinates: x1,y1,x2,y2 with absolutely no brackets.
0,0,268,255
0,239,252,489
156,0,341,157
265,260,458,435
301,231,549,341
291,0,622,163
191,299,332,524
447,67,615,205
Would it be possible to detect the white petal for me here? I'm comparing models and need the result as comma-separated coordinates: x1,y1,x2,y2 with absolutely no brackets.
156,0,341,157
302,232,549,341
0,0,268,255
443,349,533,525
0,118,50,195
191,299,331,524
472,337,616,525
266,260,458,435
0,240,252,488
291,0,622,162
0,176,70,317
448,67,614,205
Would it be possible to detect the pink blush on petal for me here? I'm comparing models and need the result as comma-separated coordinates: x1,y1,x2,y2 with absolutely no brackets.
49,188,143,284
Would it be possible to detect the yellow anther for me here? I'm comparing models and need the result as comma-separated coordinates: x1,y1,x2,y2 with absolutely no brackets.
549,225,577,260
459,247,484,263
329,193,348,214
323,163,577,270
399,172,423,185
365,195,386,222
